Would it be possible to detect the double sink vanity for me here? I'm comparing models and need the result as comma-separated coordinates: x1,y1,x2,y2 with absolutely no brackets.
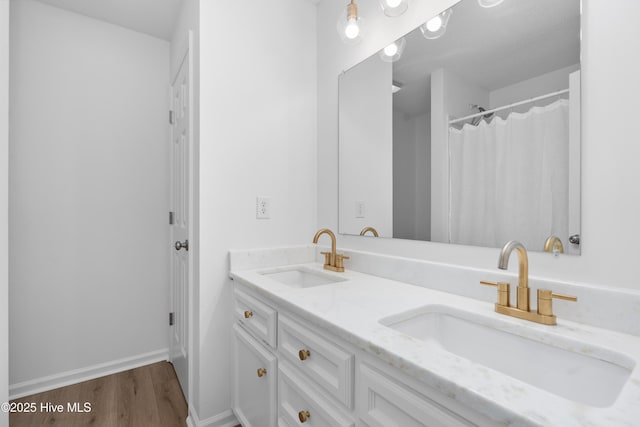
229,236,640,427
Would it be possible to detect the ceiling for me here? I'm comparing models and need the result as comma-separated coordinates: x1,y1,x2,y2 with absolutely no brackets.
391,0,581,117
35,0,183,40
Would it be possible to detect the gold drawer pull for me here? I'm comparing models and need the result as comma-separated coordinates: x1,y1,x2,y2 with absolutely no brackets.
298,410,310,423
298,349,311,361
257,368,267,378
244,310,253,319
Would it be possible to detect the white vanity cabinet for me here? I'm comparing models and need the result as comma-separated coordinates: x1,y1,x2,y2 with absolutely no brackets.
232,282,495,427
233,324,278,427
234,287,277,348
356,357,490,427
278,314,354,408
232,287,279,427
278,362,354,427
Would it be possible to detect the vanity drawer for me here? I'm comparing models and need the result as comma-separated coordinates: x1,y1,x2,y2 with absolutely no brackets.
358,362,476,427
234,287,277,348
278,362,354,427
278,314,354,408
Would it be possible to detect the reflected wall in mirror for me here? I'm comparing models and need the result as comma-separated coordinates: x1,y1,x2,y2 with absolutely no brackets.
338,0,581,254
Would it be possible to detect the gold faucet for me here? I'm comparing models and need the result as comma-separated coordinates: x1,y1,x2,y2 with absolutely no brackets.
500,240,530,311
543,235,564,254
481,240,576,325
359,226,379,237
312,228,349,272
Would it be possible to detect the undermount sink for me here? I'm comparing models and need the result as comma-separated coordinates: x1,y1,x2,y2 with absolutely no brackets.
260,267,346,288
380,305,635,407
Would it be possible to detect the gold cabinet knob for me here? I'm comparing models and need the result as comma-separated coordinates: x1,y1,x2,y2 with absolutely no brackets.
298,410,311,423
244,310,253,319
298,349,311,361
257,368,267,378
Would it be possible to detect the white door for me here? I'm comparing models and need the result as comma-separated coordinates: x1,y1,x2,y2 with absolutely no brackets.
170,51,190,400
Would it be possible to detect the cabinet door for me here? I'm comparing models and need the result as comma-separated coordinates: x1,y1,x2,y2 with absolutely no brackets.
279,362,354,427
233,324,277,427
358,363,476,427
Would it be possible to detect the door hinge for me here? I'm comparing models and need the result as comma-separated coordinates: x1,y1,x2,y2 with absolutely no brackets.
169,312,175,326
169,110,175,125
169,211,174,225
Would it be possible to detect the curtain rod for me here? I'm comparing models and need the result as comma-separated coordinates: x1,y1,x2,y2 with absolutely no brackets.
448,88,570,125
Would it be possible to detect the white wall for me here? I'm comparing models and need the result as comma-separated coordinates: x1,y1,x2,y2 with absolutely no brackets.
339,55,393,237
393,112,416,239
393,111,430,240
198,0,317,421
414,113,430,241
318,0,640,290
490,64,580,110
10,0,170,391
171,0,198,80
1,0,9,424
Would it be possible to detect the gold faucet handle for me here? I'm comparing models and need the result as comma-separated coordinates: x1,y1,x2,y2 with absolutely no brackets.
551,292,577,301
480,280,510,307
320,251,332,266
335,253,349,270
480,280,498,287
537,289,577,316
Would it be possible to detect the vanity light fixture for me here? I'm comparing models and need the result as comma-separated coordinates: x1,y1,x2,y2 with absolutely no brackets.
337,0,364,45
378,0,409,17
420,8,453,40
478,0,505,8
379,37,406,63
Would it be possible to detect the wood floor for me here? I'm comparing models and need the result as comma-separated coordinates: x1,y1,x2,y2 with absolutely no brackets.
9,362,188,427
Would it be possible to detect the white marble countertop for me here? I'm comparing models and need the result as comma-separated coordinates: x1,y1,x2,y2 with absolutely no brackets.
230,262,640,427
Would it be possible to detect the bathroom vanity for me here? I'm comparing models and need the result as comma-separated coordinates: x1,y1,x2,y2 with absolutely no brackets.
229,246,640,427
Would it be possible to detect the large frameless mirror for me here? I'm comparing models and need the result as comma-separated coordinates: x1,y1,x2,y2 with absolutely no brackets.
338,0,581,254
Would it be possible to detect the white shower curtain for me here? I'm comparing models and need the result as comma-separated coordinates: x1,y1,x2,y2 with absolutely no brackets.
448,99,569,250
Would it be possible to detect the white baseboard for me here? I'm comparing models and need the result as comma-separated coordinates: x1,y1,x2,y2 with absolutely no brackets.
190,406,238,427
9,348,169,399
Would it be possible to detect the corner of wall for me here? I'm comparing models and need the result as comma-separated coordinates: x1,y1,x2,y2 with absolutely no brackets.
0,1,9,425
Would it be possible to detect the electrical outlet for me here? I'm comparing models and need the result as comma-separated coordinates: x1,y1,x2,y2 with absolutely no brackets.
256,197,271,219
355,201,365,218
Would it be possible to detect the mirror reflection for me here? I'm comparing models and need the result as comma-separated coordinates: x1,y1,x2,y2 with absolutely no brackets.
338,0,581,254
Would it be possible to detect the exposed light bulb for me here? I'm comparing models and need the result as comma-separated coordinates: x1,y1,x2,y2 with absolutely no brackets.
337,0,363,44
378,0,408,18
383,42,399,57
425,16,443,32
379,37,406,63
345,17,360,39
421,9,452,40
